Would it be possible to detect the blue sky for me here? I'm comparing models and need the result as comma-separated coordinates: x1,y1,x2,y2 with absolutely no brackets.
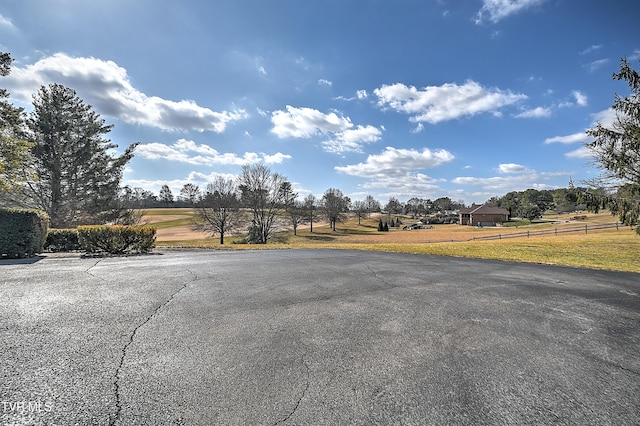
1,0,638,204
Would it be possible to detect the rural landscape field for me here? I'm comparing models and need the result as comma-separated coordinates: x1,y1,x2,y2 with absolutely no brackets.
142,208,640,273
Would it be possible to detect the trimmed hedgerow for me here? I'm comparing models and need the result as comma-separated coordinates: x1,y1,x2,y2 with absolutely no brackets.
45,228,81,252
0,208,49,258
77,225,156,255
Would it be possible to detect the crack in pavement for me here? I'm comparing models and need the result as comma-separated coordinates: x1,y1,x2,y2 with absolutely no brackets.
366,264,399,290
273,353,310,425
109,269,197,426
84,258,107,281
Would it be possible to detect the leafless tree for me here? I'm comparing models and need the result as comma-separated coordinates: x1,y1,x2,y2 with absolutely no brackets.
194,177,241,244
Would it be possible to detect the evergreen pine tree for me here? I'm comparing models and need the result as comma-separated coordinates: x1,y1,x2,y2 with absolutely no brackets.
26,83,137,227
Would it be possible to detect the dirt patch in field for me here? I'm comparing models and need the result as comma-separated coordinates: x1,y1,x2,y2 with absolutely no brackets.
142,215,192,224
156,226,211,241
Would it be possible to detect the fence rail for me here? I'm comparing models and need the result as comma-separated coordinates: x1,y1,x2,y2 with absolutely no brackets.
428,222,624,244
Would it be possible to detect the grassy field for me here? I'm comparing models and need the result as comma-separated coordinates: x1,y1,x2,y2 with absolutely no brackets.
141,209,640,273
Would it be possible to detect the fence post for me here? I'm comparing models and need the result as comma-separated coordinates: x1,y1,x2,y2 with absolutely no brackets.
616,222,619,230
585,224,588,234
555,228,558,236
527,230,530,238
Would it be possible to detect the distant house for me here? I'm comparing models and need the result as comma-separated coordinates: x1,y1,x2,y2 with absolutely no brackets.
459,204,510,226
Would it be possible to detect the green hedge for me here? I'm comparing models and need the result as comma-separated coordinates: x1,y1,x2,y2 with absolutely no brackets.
77,225,156,254
0,208,49,258
45,228,81,252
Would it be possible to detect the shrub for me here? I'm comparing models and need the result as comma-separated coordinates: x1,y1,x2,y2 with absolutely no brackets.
0,208,49,258
77,225,156,255
45,229,81,252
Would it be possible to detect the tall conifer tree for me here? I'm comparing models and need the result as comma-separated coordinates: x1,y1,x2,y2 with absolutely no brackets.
26,83,136,227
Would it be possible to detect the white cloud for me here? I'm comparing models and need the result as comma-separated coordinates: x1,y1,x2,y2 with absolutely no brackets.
584,58,609,73
262,152,293,164
573,90,588,106
318,79,332,86
580,44,602,55
335,146,455,178
136,138,291,166
515,106,551,118
4,53,248,132
545,108,615,145
498,163,529,173
258,66,268,76
411,123,425,133
565,146,593,159
271,106,351,138
0,14,15,30
335,146,454,198
475,0,546,24
591,108,617,128
374,81,526,124
323,125,383,154
333,89,369,102
271,105,382,153
545,132,590,144
452,165,566,191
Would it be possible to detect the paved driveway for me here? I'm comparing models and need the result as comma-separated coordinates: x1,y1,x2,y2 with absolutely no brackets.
1,249,639,425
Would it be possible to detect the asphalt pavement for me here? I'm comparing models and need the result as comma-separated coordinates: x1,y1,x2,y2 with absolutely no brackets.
1,249,639,425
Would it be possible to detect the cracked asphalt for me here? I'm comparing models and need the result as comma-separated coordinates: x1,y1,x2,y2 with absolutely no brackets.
1,249,639,425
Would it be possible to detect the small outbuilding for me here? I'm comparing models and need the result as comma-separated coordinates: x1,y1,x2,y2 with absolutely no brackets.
459,204,510,226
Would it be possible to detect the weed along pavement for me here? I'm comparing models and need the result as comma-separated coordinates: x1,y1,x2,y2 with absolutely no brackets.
1,250,639,425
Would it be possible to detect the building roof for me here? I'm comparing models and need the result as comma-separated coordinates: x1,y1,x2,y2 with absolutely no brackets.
459,204,509,215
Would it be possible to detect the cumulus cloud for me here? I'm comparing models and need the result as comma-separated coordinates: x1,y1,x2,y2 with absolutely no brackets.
515,106,551,118
497,163,530,174
335,146,454,178
357,89,368,99
3,53,248,132
573,90,588,106
136,138,291,166
271,105,382,153
475,0,546,24
374,81,526,124
335,146,454,198
318,79,332,86
323,125,383,154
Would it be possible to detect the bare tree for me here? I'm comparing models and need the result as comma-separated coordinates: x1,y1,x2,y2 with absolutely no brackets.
304,194,318,232
179,183,201,205
353,200,366,225
159,184,174,207
322,188,350,231
287,200,307,236
364,194,380,218
194,177,240,244
238,163,291,244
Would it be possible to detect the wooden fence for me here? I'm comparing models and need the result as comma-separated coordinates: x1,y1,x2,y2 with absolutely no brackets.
429,222,625,244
